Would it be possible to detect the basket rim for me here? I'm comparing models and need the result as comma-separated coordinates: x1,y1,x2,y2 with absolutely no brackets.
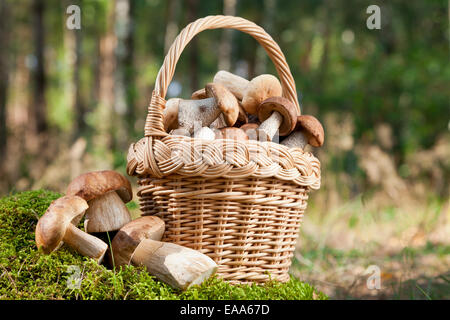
127,134,321,189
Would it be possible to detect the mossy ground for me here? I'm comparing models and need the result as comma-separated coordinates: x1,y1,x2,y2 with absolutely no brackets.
0,190,327,300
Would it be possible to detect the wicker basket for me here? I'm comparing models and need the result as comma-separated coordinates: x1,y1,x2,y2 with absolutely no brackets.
126,15,321,284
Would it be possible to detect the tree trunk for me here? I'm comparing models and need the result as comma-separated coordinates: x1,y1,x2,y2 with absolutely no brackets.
31,0,47,134
255,0,276,75
186,0,199,92
0,0,10,160
124,0,136,134
218,0,236,71
164,0,180,55
73,19,86,138
93,1,117,167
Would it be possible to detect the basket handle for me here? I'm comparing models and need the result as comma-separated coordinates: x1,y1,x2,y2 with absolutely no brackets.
145,15,300,137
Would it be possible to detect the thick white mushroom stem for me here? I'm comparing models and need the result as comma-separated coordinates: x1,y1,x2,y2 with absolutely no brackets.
131,239,218,291
64,224,108,262
177,97,221,134
258,111,283,141
110,216,165,267
84,191,131,233
281,130,308,149
213,70,249,100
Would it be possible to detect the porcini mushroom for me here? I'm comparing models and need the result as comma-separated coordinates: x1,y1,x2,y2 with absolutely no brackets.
213,70,282,115
110,216,165,267
163,83,239,134
131,239,217,290
281,115,324,149
256,96,298,142
216,127,249,141
163,98,180,131
35,195,108,262
170,128,190,137
240,123,259,140
193,127,216,141
191,88,207,100
192,89,242,128
66,170,132,234
235,102,248,126
213,70,249,100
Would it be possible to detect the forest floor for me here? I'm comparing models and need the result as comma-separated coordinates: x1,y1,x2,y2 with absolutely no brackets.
292,193,450,299
126,188,450,300
1,188,448,300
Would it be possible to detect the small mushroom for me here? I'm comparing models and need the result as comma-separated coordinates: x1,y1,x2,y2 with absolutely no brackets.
163,98,180,131
213,70,282,115
66,170,132,234
193,89,247,128
193,127,216,141
110,216,165,267
235,102,248,126
212,70,250,100
191,88,207,100
163,83,239,134
35,196,108,262
281,115,324,149
216,127,249,141
256,97,298,142
240,123,259,133
131,239,217,290
240,123,259,140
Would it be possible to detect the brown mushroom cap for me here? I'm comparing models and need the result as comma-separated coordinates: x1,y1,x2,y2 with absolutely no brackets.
240,123,260,141
236,102,248,125
163,98,180,131
66,170,132,203
110,216,165,267
35,195,88,253
240,123,259,132
257,97,298,136
205,83,239,127
217,127,249,141
191,88,207,100
242,74,282,115
295,115,325,147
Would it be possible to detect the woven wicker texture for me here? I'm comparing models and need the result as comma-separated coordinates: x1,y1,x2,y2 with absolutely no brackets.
127,15,321,284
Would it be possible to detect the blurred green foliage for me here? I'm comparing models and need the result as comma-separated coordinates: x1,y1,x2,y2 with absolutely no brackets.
1,0,449,196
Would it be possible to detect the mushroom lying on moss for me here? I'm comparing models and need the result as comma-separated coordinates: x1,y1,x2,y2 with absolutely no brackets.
35,195,108,262
0,190,327,300
66,170,132,234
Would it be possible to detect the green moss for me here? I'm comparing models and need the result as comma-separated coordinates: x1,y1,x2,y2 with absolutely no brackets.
0,190,327,300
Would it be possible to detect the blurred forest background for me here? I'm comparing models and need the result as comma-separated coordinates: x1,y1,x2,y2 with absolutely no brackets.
0,0,449,299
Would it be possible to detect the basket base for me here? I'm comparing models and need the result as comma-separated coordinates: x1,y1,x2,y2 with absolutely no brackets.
137,176,309,285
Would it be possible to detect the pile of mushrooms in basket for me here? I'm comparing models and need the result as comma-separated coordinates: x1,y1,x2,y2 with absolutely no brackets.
34,71,324,291
164,70,324,149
